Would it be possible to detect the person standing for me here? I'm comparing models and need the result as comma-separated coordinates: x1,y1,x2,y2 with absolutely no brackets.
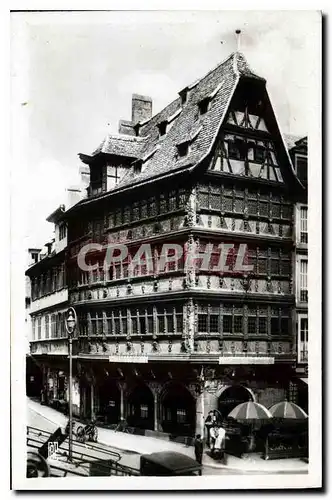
204,410,217,447
194,434,204,471
214,421,227,462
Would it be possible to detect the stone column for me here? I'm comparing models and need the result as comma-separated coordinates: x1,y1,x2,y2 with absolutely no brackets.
91,383,95,420
195,388,205,437
147,382,161,432
153,392,159,432
119,383,125,421
53,372,58,399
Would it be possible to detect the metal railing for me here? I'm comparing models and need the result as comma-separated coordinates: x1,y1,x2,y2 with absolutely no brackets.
27,426,140,477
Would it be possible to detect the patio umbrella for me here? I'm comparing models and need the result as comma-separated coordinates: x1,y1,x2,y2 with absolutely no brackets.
228,402,272,421
269,401,308,419
228,402,272,452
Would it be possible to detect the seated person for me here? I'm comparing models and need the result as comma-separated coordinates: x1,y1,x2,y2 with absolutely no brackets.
209,424,226,459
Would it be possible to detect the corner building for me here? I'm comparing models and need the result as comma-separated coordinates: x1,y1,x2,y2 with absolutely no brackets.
63,52,305,439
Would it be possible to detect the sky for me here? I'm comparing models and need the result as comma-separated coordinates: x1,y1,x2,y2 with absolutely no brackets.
10,10,320,249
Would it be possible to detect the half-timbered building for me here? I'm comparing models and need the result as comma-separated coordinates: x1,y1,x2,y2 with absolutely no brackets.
27,50,307,440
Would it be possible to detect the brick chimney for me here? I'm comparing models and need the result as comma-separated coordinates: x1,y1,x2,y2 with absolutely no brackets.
131,94,152,124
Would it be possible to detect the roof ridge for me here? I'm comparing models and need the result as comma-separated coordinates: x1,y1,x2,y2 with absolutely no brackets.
182,52,235,93
136,54,237,132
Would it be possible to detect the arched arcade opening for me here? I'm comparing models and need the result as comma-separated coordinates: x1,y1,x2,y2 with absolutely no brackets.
127,383,154,430
218,385,253,419
98,379,121,425
160,383,195,437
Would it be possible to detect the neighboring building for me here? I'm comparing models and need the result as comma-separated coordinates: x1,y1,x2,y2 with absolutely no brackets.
26,206,69,402
26,50,307,438
25,175,90,407
288,136,308,412
26,248,42,396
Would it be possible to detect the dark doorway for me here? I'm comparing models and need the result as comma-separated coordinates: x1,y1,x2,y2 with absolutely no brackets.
218,385,253,419
297,381,308,414
127,384,154,430
161,383,195,437
26,357,43,398
80,381,92,419
98,380,121,425
58,374,65,400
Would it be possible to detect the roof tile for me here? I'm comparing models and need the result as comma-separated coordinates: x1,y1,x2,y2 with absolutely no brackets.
83,52,264,192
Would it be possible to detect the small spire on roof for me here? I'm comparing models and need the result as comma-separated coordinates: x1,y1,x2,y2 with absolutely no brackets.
235,29,241,52
233,30,242,75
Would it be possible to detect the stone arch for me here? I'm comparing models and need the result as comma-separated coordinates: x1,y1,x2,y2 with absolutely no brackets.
97,378,121,425
217,384,255,419
127,382,154,430
160,381,196,436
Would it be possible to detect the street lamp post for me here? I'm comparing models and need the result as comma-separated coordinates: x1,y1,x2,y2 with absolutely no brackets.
65,307,77,462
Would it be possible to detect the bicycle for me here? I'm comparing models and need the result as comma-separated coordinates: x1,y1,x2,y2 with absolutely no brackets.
113,420,134,434
76,420,98,443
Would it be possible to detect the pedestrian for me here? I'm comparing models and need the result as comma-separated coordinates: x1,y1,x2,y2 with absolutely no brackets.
209,425,218,456
214,420,227,462
194,434,203,465
204,410,217,447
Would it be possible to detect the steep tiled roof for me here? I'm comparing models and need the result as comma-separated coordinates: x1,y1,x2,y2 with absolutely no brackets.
80,52,266,196
91,134,147,158
284,134,303,151
118,53,264,190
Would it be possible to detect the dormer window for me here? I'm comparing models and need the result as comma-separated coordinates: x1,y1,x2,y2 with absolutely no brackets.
295,154,308,184
179,89,188,106
31,252,39,264
177,143,189,157
133,161,142,175
198,98,210,115
59,223,67,240
158,121,167,137
89,164,104,196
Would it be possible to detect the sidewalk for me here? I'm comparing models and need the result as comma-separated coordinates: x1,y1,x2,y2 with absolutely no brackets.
27,398,308,473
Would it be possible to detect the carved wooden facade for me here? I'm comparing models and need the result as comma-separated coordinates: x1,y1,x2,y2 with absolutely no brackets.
27,51,307,435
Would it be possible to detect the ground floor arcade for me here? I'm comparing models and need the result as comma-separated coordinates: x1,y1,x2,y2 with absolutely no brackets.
27,356,307,440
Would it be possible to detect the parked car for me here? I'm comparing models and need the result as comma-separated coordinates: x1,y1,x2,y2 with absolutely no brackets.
140,451,202,476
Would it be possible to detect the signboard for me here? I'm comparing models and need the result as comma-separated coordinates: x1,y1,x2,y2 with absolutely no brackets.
219,356,274,365
65,307,77,336
108,355,148,364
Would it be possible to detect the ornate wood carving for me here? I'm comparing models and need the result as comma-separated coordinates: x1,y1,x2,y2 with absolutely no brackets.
185,187,196,227
152,340,159,352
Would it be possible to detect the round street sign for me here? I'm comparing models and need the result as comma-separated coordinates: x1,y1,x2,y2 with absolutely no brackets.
65,307,77,336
